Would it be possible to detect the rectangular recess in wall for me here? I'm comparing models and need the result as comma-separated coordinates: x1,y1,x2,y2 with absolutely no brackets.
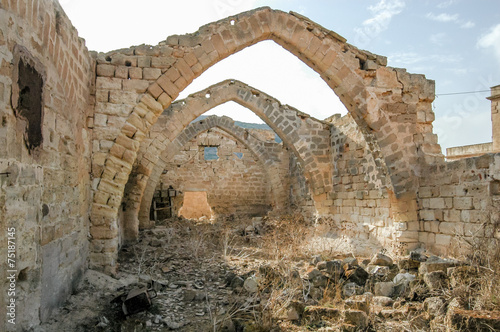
12,45,45,152
490,180,500,196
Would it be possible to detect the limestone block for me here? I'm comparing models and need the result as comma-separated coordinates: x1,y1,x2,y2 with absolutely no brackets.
96,64,115,77
454,197,474,210
344,310,368,329
423,297,446,318
123,79,149,93
109,91,138,105
137,56,152,67
345,295,370,315
423,271,448,290
143,67,161,80
370,253,393,266
151,56,175,68
435,234,451,246
89,252,116,267
128,67,143,79
374,282,395,297
429,197,445,209
439,222,463,235
419,256,460,274
114,66,128,79
140,93,164,115
96,77,122,90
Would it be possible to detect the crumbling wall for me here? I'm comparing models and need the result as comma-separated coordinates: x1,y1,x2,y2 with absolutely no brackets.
288,153,315,216
158,128,272,217
0,0,93,329
328,114,393,249
87,7,444,270
418,153,500,254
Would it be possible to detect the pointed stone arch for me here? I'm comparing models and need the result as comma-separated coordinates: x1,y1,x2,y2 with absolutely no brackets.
90,7,441,271
120,79,331,239
122,114,288,240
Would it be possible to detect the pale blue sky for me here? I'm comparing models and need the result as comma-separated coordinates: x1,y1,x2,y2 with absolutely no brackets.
60,0,500,152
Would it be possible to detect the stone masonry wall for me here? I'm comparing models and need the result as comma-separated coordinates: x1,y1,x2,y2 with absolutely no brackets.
0,0,93,329
158,128,272,217
327,114,394,250
288,152,315,217
121,114,290,241
88,7,443,270
418,153,500,255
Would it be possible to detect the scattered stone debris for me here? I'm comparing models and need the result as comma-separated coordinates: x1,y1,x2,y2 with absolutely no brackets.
35,216,500,331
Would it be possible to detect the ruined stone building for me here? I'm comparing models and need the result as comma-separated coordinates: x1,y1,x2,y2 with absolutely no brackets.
0,1,499,329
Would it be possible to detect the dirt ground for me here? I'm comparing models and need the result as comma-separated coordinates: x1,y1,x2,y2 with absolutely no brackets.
33,215,500,332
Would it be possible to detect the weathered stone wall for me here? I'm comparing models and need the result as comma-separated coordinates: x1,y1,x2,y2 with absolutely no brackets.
120,113,290,241
418,153,500,254
88,8,442,269
325,114,394,249
0,0,93,329
158,128,273,217
288,152,315,216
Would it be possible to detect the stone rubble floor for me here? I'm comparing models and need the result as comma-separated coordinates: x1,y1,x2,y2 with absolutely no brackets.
33,216,500,332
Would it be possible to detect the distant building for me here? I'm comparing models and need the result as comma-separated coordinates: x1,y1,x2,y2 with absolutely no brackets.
446,85,500,161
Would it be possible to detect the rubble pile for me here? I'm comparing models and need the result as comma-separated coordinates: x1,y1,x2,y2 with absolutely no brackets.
35,217,500,331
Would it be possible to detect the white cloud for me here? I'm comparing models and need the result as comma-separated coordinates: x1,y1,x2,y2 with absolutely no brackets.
426,12,459,23
461,21,475,29
389,52,462,66
430,32,447,46
354,0,405,46
477,24,500,65
426,12,475,29
437,0,456,9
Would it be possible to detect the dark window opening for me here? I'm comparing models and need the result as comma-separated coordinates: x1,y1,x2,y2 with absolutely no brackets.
17,57,44,151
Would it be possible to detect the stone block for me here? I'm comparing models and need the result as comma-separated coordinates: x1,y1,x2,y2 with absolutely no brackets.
96,64,115,77
96,77,122,90
419,256,460,274
423,271,449,290
374,282,395,297
429,197,445,209
423,296,446,318
128,67,143,79
303,306,340,323
114,66,128,79
439,221,463,235
453,197,473,210
143,67,161,80
123,79,149,93
435,233,452,246
370,253,393,266
344,310,368,329
344,295,370,314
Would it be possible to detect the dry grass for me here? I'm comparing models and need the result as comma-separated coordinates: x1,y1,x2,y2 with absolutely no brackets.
449,221,500,313
136,214,500,331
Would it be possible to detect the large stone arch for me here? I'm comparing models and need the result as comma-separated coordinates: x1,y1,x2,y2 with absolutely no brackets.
122,114,288,240
90,7,441,270
120,79,330,238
